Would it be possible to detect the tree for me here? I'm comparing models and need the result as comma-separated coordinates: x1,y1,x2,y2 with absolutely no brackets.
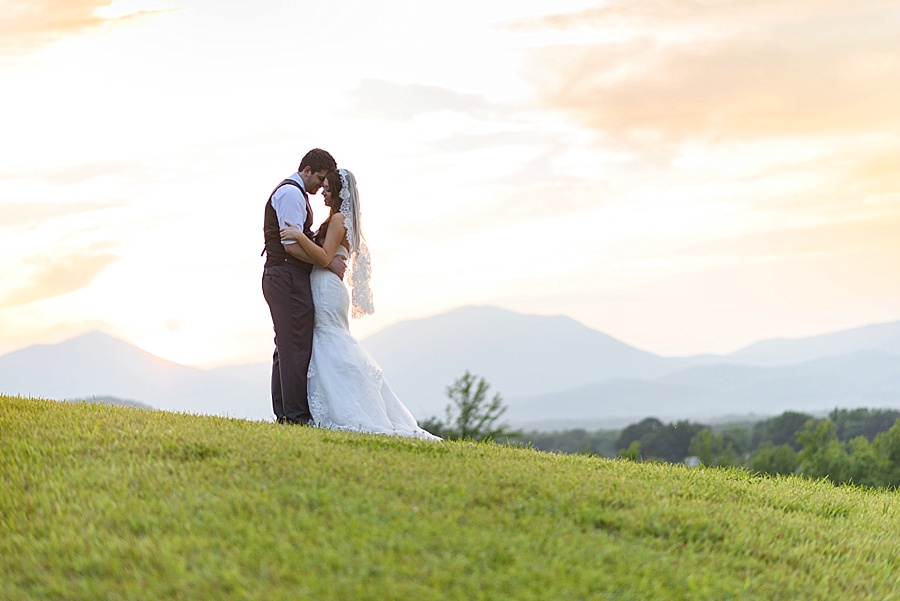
422,371,519,441
615,418,663,454
872,421,900,487
845,436,886,488
749,442,798,476
751,411,814,450
685,427,744,468
640,420,706,463
830,408,900,442
616,418,704,463
719,426,751,458
717,441,741,467
688,429,717,466
621,440,641,462
796,420,850,483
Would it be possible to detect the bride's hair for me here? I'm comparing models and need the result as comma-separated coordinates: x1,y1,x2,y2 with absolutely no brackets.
315,170,344,244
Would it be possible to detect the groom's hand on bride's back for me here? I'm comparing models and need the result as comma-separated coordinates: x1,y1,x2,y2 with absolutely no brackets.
327,255,348,281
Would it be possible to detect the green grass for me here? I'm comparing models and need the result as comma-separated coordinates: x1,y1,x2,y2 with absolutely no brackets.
2,395,898,600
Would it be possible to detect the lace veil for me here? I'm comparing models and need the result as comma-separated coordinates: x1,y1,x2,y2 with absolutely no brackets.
338,169,374,317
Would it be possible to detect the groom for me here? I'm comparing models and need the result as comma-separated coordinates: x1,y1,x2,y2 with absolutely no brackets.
262,148,341,425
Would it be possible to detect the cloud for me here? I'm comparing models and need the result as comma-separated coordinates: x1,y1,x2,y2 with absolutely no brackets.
0,201,123,230
676,213,900,262
0,0,171,56
345,79,505,121
516,0,900,143
420,130,551,154
1,251,121,308
0,161,146,186
849,146,900,196
508,0,857,33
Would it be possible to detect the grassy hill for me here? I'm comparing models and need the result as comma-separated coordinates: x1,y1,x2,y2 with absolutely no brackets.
2,395,898,600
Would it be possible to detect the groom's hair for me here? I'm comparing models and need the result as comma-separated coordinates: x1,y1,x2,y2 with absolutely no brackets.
299,148,337,174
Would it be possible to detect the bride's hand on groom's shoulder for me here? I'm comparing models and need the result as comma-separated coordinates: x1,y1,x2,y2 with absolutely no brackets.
280,222,304,243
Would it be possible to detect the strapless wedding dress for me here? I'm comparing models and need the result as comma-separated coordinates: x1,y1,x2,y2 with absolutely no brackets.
307,246,440,441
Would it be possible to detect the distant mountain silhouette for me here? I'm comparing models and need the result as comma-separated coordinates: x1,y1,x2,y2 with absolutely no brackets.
361,307,900,424
2,306,899,428
508,350,900,427
726,319,900,365
361,305,709,418
0,331,271,421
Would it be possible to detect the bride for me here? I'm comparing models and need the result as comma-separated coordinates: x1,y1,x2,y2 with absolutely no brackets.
280,168,440,441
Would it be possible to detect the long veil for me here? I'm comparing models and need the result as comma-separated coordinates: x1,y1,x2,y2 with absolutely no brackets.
338,169,374,317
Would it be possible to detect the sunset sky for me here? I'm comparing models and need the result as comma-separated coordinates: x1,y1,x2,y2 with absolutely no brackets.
2,0,899,367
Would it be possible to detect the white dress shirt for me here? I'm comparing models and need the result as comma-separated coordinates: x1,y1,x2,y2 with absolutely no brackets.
270,172,308,245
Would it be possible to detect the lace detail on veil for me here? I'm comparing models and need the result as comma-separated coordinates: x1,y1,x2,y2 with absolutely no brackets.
338,169,375,318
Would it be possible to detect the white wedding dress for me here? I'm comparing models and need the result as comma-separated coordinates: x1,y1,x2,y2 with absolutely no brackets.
307,245,440,441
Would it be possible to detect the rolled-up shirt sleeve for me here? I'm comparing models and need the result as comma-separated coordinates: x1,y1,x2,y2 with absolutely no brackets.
270,185,307,245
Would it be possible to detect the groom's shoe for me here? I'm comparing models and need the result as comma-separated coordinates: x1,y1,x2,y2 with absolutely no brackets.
283,417,314,427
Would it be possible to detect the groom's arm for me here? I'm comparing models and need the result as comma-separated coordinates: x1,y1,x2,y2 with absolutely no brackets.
284,243,346,279
283,242,316,264
274,185,346,278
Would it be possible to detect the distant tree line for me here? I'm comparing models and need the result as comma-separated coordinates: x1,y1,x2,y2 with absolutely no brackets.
428,372,900,489
509,408,900,489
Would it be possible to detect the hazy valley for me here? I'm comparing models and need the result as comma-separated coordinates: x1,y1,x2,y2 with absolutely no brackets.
2,306,899,430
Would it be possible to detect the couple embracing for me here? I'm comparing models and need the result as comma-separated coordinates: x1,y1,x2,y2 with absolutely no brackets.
262,148,439,441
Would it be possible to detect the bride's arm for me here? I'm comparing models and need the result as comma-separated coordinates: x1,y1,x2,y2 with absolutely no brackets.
282,240,316,263
281,215,346,267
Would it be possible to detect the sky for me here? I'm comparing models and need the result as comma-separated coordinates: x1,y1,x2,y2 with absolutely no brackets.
1,0,899,367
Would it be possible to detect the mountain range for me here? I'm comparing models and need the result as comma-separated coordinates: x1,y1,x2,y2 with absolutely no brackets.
2,305,899,429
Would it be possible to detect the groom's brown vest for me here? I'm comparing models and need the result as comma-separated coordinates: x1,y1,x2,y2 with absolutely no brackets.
263,179,315,269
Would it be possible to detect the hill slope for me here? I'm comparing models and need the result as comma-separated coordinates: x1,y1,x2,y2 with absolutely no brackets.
1,396,897,600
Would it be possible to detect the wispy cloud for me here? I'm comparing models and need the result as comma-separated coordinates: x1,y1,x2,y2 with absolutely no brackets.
850,147,900,196
0,161,146,186
345,79,506,121
508,0,862,33
676,213,900,261
0,201,123,230
515,0,900,143
0,0,172,56
501,0,900,257
1,251,121,308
